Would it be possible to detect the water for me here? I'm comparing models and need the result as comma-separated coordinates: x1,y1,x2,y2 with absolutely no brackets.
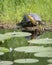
0,29,52,65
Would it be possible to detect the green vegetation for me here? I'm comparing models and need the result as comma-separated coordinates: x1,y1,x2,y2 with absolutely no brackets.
0,29,52,65
0,0,52,64
0,0,52,23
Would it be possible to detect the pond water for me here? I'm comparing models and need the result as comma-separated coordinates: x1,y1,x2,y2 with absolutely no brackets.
0,29,52,65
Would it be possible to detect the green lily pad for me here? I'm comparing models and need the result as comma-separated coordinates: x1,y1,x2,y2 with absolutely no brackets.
0,47,9,53
14,46,44,53
0,34,11,42
38,47,52,52
34,52,52,58
0,61,13,65
0,52,4,55
48,64,52,65
14,59,39,63
28,38,52,44
5,32,31,37
47,59,52,63
40,32,52,38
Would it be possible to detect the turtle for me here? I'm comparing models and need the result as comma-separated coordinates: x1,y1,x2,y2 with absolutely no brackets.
17,13,43,27
17,13,45,39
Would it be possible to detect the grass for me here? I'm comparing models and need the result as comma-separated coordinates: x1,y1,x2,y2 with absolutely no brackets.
0,0,52,23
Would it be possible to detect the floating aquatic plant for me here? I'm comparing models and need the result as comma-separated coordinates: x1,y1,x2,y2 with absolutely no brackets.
40,32,52,38
34,52,52,58
0,61,13,65
47,64,52,65
47,59,52,63
14,46,44,53
5,32,31,37
0,47,9,53
0,52,4,55
14,59,39,63
0,34,11,42
38,47,52,52
28,38,52,44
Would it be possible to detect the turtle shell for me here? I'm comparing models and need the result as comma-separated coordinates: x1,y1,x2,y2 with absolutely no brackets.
22,13,42,22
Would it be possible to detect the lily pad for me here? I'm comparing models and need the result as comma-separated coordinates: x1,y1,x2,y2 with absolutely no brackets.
48,64,52,65
0,52,4,55
0,34,11,42
0,47,9,53
47,59,52,63
34,52,52,58
5,32,31,37
14,46,44,53
28,38,52,44
14,59,39,63
0,61,13,65
40,32,52,38
38,47,52,52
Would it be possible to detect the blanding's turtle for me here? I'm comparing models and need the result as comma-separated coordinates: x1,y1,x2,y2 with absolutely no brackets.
17,13,45,39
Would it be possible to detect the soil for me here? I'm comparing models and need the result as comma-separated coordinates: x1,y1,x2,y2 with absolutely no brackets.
0,22,17,29
0,22,52,29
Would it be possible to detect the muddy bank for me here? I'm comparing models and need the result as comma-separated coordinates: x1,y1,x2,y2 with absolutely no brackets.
0,22,52,29
0,22,17,29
